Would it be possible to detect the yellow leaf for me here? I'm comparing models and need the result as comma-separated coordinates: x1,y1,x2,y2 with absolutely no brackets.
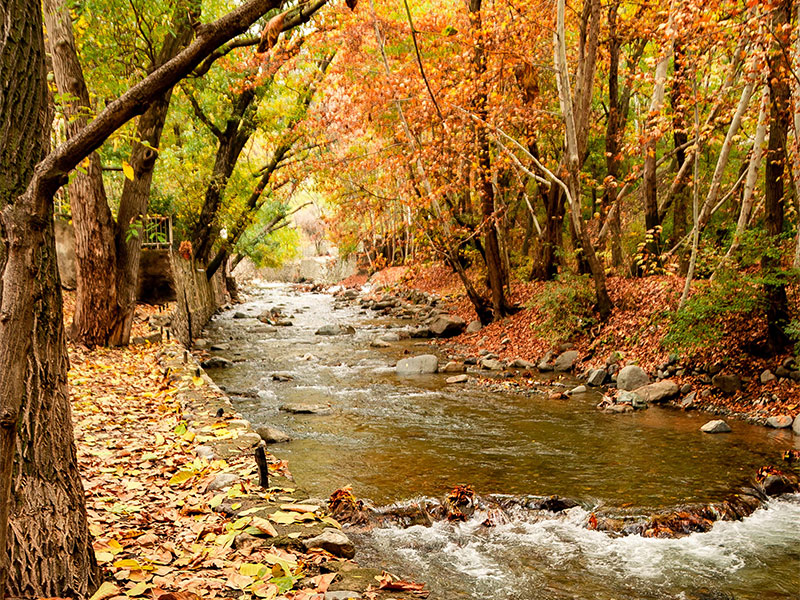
320,516,341,529
126,581,149,597
239,563,267,577
122,161,135,181
107,539,124,554
113,559,143,570
154,433,165,446
89,581,120,600
182,431,195,443
95,551,114,564
168,470,195,485
268,511,297,525
192,375,204,387
279,503,318,513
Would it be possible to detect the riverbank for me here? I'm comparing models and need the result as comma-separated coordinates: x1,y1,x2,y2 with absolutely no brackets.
347,264,800,429
65,298,428,600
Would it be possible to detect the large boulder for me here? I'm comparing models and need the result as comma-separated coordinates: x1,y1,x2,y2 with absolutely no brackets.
632,380,679,403
711,373,742,394
701,420,731,434
429,314,466,338
617,365,650,391
396,354,439,375
553,350,579,372
794,414,800,435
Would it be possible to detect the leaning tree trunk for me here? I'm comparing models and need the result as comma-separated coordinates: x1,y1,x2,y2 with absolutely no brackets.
43,0,119,347
0,1,99,597
763,0,792,354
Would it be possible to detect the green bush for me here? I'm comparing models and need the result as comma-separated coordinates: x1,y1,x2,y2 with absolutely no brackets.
530,273,597,343
663,271,765,354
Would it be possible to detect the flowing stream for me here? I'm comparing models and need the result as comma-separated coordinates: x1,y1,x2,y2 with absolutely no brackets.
202,282,800,600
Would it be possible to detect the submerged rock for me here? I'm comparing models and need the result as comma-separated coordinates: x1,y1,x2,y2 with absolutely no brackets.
396,354,439,375
316,324,356,336
279,403,333,415
701,420,731,434
446,374,469,384
201,357,233,369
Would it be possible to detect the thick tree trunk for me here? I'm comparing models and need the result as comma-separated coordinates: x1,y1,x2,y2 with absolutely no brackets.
763,0,792,353
469,0,511,319
0,2,99,597
43,0,119,347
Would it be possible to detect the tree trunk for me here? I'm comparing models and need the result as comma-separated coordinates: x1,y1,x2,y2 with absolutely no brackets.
641,7,675,264
191,87,258,263
43,0,119,347
603,0,624,268
1,1,99,597
110,3,200,346
670,42,691,275
763,0,792,353
469,0,510,319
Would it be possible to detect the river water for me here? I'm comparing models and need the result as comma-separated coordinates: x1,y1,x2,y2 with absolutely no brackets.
202,282,800,600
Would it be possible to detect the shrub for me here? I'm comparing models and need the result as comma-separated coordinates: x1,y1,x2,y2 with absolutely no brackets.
664,271,765,355
530,273,597,343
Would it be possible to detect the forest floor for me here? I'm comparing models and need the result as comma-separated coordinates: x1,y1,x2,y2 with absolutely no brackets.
63,294,427,600
344,264,800,424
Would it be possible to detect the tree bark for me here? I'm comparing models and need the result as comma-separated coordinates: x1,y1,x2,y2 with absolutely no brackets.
554,0,612,318
3,1,310,596
669,42,691,275
603,0,625,268
469,0,511,319
641,5,675,263
110,2,201,346
763,0,792,353
43,0,119,348
1,1,99,597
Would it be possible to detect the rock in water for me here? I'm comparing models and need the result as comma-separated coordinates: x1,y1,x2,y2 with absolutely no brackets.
701,420,732,434
429,314,467,337
279,403,333,415
315,324,355,336
396,354,439,375
631,380,679,403
568,385,587,395
586,368,607,386
794,415,800,435
553,350,579,372
201,357,232,369
616,365,650,391
446,374,469,384
480,358,503,371
256,426,291,443
765,415,793,429
303,528,355,559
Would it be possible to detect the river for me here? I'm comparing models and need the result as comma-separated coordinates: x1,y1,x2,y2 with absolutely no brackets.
201,281,800,600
